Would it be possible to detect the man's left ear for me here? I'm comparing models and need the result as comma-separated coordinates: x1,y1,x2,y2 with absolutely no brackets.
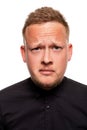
68,44,73,61
20,45,26,62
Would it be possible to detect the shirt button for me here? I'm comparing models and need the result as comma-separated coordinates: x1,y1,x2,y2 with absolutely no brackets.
46,105,50,109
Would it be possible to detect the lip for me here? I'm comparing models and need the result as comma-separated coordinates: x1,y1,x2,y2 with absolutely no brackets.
39,69,54,75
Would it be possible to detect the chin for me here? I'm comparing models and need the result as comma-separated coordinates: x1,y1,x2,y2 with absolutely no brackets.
31,75,63,90
34,79,59,90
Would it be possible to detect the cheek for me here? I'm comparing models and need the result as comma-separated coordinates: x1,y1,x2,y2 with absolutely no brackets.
55,53,68,69
56,51,67,62
26,54,40,70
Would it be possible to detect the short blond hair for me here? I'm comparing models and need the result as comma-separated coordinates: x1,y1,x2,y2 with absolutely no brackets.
22,6,69,39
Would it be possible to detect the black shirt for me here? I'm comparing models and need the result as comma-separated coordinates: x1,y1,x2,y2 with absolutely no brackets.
0,77,87,130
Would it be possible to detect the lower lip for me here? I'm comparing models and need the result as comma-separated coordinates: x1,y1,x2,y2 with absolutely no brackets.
40,70,54,75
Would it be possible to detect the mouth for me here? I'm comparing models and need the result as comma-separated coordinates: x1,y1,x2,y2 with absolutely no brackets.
39,69,54,76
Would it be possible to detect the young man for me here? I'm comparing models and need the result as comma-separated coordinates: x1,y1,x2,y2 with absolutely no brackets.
0,7,87,130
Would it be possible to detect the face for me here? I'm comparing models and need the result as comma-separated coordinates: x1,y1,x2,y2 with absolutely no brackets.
21,22,72,90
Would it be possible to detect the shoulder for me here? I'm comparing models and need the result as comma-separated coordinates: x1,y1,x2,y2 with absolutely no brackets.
58,77,87,110
64,77,87,88
0,78,30,91
63,77,87,99
59,76,87,99
0,78,32,100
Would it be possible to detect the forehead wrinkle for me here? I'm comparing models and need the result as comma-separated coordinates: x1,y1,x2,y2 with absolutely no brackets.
25,35,68,48
30,40,66,48
25,33,67,46
24,23,68,45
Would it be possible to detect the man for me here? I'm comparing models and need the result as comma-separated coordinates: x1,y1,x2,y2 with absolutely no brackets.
0,6,87,130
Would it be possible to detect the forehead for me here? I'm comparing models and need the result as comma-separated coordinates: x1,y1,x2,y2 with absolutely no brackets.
24,22,68,42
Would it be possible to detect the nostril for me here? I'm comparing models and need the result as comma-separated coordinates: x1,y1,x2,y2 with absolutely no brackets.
41,60,53,65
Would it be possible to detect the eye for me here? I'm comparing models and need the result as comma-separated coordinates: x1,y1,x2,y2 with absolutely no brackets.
52,46,63,51
31,47,41,53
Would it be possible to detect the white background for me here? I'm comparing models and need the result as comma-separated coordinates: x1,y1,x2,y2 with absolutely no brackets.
0,0,87,90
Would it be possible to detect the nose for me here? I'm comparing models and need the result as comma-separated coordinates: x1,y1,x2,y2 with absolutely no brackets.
41,48,52,65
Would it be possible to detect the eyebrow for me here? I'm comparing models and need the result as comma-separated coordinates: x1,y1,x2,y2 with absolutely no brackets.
25,39,68,48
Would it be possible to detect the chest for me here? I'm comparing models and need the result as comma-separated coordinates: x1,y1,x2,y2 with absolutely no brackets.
2,95,87,130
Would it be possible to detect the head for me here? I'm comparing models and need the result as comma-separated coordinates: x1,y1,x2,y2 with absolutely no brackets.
21,6,72,90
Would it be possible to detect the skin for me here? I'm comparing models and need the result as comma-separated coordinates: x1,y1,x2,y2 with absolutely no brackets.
21,22,72,90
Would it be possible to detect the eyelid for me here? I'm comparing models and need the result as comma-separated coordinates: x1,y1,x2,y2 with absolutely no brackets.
52,45,64,50
28,46,42,52
32,47,41,51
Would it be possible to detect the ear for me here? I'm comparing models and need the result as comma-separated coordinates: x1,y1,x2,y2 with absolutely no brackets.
67,43,73,61
20,45,26,62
